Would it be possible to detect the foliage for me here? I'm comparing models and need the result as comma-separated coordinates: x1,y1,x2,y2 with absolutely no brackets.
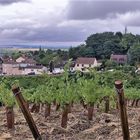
125,88,140,100
80,78,103,105
104,60,118,69
0,67,140,109
128,44,140,65
69,32,140,63
0,83,15,107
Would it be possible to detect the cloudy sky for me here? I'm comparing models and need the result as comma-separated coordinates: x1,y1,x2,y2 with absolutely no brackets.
0,0,140,46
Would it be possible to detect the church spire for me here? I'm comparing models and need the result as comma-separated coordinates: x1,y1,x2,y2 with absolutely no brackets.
125,26,127,34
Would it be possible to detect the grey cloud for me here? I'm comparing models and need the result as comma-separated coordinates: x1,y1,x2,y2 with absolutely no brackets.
21,26,86,42
0,10,127,43
117,11,140,26
67,0,140,20
0,18,138,44
0,18,124,43
0,0,29,5
0,24,86,42
1,0,140,44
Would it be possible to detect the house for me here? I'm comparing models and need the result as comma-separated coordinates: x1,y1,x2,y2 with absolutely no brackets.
16,56,36,66
2,56,44,75
2,59,22,75
16,57,26,63
110,54,127,64
22,65,44,75
74,57,98,71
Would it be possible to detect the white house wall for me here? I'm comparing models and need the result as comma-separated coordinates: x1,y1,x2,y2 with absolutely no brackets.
22,68,43,75
16,57,25,63
2,64,22,75
74,59,98,71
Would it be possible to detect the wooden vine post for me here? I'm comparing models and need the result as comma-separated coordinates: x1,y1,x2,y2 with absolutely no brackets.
87,103,94,120
12,85,42,140
6,106,14,129
115,80,130,140
104,96,110,113
61,104,70,128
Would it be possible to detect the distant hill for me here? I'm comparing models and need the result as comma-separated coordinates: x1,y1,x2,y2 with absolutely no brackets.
0,44,74,50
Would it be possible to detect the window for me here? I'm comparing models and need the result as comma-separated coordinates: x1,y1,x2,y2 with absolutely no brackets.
77,64,79,67
89,64,91,67
119,58,124,61
82,64,84,67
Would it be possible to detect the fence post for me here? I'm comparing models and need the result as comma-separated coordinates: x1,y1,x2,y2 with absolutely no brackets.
115,80,130,140
12,85,42,140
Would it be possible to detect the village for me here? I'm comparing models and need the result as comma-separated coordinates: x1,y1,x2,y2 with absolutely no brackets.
0,52,129,76
1,0,140,139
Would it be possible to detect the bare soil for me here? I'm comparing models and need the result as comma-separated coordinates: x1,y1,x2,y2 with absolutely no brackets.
0,104,140,140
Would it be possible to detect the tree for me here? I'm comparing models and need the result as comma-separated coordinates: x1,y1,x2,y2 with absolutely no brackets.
120,33,136,53
128,44,140,65
115,32,123,40
104,60,118,69
49,60,54,73
68,44,86,59
12,52,22,59
85,32,125,59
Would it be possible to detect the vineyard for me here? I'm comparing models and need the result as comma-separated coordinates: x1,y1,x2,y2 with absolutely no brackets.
0,67,140,139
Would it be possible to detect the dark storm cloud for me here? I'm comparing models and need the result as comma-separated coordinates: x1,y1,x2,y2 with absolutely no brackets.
1,0,140,44
67,0,140,20
0,0,29,5
0,25,86,42
21,26,86,42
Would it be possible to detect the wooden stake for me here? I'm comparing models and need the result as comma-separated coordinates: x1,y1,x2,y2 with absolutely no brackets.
115,80,130,140
6,106,14,129
87,104,94,120
44,103,51,118
61,104,69,128
104,96,110,113
12,86,42,140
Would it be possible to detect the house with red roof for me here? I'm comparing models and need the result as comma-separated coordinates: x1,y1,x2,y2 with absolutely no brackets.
110,54,127,64
74,57,98,71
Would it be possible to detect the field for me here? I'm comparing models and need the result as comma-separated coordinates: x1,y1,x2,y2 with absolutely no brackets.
0,70,140,140
0,47,40,53
0,104,140,140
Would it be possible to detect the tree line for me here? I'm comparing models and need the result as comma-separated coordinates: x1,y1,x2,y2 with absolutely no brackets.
11,32,140,66
69,32,140,65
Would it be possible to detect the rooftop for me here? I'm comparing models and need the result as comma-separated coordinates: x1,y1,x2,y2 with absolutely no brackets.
76,57,96,64
110,54,127,59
